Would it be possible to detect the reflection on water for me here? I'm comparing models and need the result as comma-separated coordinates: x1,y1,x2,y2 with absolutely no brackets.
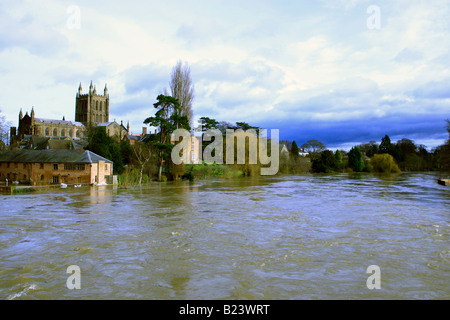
0,173,449,299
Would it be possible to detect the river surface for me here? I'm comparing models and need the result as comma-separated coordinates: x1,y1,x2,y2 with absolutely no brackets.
0,173,449,300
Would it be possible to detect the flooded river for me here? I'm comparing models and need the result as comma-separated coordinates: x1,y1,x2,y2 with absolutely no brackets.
0,173,449,300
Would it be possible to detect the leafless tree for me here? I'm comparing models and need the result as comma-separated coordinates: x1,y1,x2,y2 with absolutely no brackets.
131,142,153,184
169,60,194,128
0,110,12,150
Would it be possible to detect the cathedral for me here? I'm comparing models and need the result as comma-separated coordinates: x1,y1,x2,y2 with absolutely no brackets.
10,82,130,146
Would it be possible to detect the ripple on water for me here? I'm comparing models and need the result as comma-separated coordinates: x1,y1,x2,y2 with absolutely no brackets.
0,174,449,299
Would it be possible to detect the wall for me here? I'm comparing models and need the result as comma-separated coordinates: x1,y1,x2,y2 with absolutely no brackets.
0,161,94,185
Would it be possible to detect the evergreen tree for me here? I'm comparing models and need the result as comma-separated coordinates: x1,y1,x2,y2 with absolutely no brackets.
379,135,394,155
348,146,365,172
85,126,124,174
335,149,343,170
144,94,190,181
312,150,339,173
290,140,299,159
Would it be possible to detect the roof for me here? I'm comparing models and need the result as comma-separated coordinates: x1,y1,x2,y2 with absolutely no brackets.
34,118,84,127
97,122,115,127
0,150,113,164
125,135,141,141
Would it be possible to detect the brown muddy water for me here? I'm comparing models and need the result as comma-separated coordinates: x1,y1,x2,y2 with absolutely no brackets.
0,173,449,299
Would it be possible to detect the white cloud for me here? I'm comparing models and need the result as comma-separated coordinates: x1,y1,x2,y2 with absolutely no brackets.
0,0,448,148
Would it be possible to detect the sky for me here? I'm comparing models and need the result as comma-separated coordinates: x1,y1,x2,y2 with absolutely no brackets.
0,0,449,150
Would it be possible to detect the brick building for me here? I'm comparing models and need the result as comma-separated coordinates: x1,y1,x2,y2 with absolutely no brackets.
0,149,113,186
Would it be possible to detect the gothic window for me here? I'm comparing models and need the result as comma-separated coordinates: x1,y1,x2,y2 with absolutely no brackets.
76,130,80,138
96,101,99,110
100,101,102,112
69,129,73,137
45,128,49,136
61,129,65,136
53,128,57,136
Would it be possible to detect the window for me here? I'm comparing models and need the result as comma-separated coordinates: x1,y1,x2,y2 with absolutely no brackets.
23,174,27,180
23,163,26,169
64,164,85,171
40,175,44,181
76,130,80,138
61,129,65,136
53,164,58,170
40,163,44,169
45,128,49,136
69,129,73,137
52,176,59,184
53,128,57,136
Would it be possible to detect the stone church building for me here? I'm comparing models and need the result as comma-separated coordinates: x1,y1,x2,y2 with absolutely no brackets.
10,81,129,146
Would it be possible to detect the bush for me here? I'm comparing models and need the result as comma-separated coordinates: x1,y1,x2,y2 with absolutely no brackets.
370,154,401,173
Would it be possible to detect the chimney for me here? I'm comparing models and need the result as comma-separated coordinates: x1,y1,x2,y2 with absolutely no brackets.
142,127,147,135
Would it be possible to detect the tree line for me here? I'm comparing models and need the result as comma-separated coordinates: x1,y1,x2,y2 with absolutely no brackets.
292,121,450,174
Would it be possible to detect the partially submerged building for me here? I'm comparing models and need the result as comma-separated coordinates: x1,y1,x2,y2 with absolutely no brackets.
0,149,113,186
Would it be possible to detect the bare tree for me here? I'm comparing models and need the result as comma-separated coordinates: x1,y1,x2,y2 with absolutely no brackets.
169,60,194,128
0,110,12,150
131,142,153,184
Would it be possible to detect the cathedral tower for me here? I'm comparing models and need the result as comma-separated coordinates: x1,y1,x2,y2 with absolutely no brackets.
75,81,109,125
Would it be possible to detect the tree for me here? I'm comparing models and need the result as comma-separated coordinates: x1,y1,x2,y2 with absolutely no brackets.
290,140,299,159
371,154,401,173
395,138,417,163
302,140,326,160
234,122,259,133
131,142,153,184
217,121,234,133
199,117,219,131
348,146,365,172
359,141,379,158
85,126,124,174
170,60,194,128
379,135,394,155
439,119,450,172
144,94,190,181
0,110,12,149
312,150,339,173
335,149,343,170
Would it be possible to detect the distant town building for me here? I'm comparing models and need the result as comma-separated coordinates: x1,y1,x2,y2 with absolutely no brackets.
124,127,201,164
0,149,113,185
97,120,129,142
280,144,289,157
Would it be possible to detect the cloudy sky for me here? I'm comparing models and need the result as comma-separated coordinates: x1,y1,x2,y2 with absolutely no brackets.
0,0,449,149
